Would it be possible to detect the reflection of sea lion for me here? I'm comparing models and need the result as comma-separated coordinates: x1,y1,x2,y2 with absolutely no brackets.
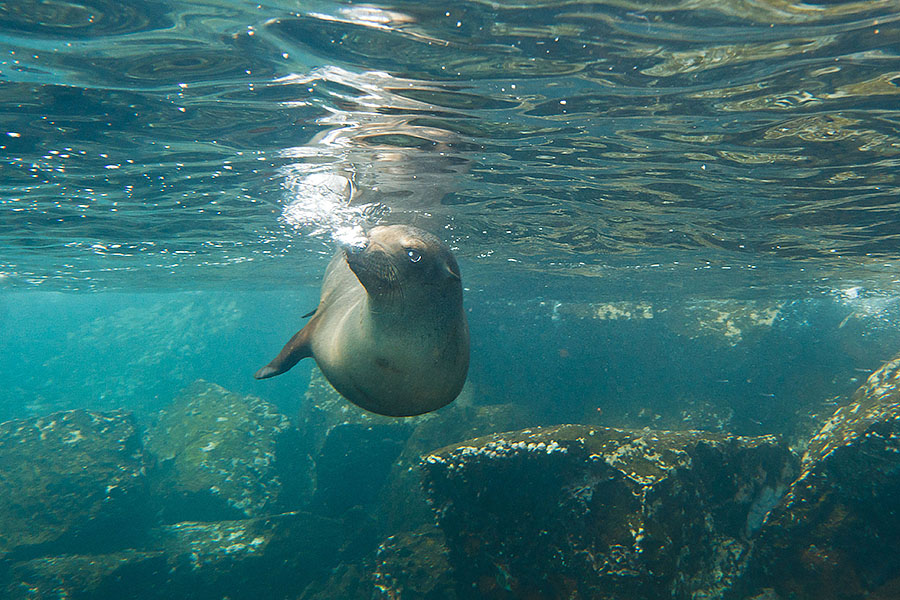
255,224,469,417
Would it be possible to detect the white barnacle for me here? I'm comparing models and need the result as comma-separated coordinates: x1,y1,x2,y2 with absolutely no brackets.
62,429,86,444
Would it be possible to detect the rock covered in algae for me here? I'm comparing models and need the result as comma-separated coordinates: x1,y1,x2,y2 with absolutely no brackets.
371,527,458,600
742,354,900,600
422,425,797,600
298,370,419,518
4,512,344,600
0,409,147,559
376,401,531,534
144,381,309,522
311,422,409,516
296,525,458,600
5,551,167,600
147,511,343,599
301,369,528,526
299,370,416,453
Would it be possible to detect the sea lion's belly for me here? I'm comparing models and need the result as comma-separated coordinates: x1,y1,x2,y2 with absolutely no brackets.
313,307,468,416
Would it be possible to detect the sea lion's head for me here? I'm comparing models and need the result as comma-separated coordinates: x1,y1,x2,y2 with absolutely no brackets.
343,224,462,301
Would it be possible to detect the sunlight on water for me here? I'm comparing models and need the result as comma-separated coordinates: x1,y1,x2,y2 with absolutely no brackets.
0,0,898,295
280,169,380,244
275,65,467,246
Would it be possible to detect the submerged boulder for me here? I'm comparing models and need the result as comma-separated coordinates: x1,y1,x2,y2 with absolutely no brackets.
5,551,168,600
144,381,310,522
371,526,458,600
4,512,344,600
312,422,408,516
0,409,147,560
377,401,531,534
422,425,797,600
148,511,343,599
302,370,528,524
743,354,900,599
299,370,419,519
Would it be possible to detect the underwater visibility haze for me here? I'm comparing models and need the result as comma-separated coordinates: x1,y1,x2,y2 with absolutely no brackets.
3,1,900,598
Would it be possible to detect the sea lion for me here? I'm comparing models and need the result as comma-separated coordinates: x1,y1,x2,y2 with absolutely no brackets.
255,224,469,417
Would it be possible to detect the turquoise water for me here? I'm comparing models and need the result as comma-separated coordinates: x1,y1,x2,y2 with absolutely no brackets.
2,0,900,423
2,1,900,598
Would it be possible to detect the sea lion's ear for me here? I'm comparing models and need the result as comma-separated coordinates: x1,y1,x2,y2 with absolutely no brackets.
444,262,461,281
442,253,461,281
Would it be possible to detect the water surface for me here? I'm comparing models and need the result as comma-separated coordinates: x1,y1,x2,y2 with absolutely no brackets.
2,0,899,298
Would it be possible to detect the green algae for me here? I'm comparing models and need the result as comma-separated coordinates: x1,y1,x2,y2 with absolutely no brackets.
745,353,900,600
0,409,146,559
423,425,797,600
144,380,309,521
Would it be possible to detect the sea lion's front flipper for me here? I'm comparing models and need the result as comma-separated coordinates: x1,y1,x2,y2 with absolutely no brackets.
254,324,314,379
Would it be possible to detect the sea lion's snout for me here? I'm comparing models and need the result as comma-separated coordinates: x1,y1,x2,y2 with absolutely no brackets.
341,234,371,273
343,237,399,296
342,241,368,257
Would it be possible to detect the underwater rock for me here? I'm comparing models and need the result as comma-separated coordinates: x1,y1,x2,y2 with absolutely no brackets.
678,300,782,346
301,370,531,572
296,526,458,600
147,511,343,599
548,299,782,346
38,297,242,416
4,512,344,600
303,369,529,524
0,409,148,560
297,563,377,600
371,526,458,600
301,371,417,518
552,300,656,322
377,401,531,534
144,381,310,522
742,354,900,600
312,422,409,516
5,551,168,600
422,425,797,600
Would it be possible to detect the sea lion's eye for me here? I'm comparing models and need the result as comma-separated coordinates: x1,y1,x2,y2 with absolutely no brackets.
406,248,422,263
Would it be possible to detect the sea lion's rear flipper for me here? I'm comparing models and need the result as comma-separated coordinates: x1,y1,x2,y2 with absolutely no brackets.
254,324,314,379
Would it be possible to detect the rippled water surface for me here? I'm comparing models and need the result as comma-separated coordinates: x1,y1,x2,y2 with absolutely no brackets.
2,0,900,296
